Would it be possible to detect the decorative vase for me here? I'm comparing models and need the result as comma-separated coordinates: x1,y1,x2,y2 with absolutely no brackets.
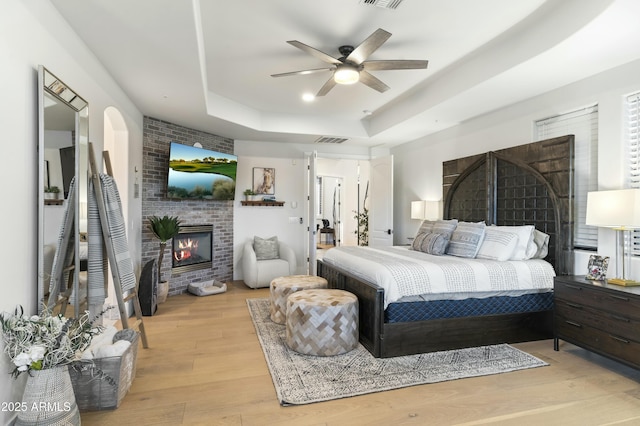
16,365,80,425
157,280,169,304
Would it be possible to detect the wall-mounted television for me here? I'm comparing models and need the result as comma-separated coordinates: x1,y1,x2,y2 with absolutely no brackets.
166,142,237,200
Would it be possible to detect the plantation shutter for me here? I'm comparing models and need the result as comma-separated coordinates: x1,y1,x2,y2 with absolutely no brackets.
534,105,598,249
626,93,640,255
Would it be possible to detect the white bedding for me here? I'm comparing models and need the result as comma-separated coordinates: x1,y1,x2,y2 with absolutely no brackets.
322,246,555,308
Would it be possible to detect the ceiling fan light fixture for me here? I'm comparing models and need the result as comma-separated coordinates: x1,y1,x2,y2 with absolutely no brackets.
334,65,360,85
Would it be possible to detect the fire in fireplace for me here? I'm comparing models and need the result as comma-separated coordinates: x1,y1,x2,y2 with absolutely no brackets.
172,225,213,273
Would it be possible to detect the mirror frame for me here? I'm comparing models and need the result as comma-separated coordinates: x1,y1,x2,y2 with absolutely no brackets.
38,65,88,315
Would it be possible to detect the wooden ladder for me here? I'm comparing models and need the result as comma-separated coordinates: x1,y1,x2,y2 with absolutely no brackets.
89,142,149,348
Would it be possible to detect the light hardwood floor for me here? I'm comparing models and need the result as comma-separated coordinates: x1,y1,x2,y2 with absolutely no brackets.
81,281,640,426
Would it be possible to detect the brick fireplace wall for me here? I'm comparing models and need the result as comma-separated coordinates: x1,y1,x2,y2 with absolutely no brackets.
142,116,234,295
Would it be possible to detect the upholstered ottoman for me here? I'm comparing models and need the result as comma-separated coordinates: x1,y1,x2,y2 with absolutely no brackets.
285,289,359,356
269,275,328,324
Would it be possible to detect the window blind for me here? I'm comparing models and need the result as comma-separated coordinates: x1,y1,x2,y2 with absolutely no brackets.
535,105,599,249
626,93,640,255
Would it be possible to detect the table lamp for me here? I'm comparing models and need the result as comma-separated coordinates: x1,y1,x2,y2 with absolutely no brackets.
586,189,640,286
411,200,440,220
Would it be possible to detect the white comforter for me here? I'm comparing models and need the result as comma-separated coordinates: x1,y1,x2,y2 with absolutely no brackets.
322,246,555,308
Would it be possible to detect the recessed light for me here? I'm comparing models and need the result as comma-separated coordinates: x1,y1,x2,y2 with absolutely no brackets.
302,93,315,102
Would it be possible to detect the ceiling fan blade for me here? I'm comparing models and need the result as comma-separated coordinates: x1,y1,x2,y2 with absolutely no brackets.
363,60,429,71
346,28,392,65
271,67,334,78
316,76,337,97
359,71,390,93
287,40,341,65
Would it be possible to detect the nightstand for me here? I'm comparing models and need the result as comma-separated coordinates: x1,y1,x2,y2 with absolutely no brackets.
554,275,640,370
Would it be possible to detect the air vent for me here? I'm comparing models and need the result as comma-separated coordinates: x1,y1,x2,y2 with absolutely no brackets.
360,0,404,10
314,136,348,144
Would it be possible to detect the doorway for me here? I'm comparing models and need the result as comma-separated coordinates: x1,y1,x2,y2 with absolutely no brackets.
103,107,131,320
316,175,342,250
307,157,371,271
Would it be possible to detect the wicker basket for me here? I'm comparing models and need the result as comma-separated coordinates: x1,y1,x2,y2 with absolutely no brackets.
69,332,139,411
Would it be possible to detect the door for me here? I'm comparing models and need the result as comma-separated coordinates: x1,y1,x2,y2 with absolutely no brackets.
333,179,342,246
369,155,394,246
306,152,318,274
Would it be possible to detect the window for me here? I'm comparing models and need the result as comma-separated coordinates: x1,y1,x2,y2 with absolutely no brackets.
626,93,640,255
535,105,599,249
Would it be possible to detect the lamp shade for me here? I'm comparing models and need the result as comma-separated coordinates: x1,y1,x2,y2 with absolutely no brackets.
424,200,440,220
586,189,640,229
411,200,440,220
411,201,425,220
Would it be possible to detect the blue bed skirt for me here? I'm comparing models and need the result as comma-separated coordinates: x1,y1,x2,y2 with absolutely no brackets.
384,292,554,323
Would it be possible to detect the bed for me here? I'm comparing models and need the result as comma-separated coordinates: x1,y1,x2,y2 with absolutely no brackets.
317,136,575,358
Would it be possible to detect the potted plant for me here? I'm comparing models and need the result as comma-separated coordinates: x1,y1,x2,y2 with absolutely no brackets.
243,188,255,201
44,185,60,200
148,215,182,303
1,306,105,424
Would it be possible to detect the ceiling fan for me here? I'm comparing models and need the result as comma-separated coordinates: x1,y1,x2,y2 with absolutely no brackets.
271,28,428,96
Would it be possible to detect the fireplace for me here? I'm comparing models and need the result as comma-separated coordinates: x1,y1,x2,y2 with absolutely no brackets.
172,225,213,274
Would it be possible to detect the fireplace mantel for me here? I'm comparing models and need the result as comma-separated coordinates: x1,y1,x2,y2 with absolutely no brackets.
241,200,284,207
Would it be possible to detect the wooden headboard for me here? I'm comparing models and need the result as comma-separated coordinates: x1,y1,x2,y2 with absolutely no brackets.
442,135,575,275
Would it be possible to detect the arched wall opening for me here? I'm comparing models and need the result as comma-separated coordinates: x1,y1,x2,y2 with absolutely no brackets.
104,106,131,319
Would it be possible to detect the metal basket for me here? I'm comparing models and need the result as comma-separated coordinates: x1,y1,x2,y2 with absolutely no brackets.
69,332,139,411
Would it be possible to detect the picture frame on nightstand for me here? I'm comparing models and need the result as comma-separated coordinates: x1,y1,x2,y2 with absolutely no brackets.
586,254,609,280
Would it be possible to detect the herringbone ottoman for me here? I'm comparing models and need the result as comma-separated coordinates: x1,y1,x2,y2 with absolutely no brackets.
285,289,359,356
269,275,328,324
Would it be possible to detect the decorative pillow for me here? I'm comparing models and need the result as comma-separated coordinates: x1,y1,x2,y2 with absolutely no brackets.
446,221,486,258
431,219,458,241
491,225,535,260
476,227,518,261
416,220,435,235
253,236,279,260
412,232,448,255
532,229,550,259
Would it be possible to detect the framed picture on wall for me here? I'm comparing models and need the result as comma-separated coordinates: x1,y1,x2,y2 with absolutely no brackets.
586,255,609,281
253,167,275,195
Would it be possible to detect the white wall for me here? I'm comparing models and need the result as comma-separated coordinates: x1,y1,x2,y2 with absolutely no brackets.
392,58,640,279
0,1,143,420
233,156,306,279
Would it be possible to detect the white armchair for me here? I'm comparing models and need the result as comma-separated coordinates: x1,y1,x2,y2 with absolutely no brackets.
242,239,297,289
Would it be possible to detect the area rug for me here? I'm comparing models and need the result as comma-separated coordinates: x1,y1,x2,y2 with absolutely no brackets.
247,298,548,405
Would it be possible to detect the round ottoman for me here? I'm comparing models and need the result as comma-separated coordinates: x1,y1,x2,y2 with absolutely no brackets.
269,275,328,324
285,289,359,356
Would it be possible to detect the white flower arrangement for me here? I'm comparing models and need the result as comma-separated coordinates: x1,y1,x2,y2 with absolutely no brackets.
0,306,105,378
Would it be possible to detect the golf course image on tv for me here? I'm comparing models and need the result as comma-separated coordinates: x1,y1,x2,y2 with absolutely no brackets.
166,142,237,200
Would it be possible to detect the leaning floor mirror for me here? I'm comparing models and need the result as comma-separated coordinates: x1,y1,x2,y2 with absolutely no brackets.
38,65,88,316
